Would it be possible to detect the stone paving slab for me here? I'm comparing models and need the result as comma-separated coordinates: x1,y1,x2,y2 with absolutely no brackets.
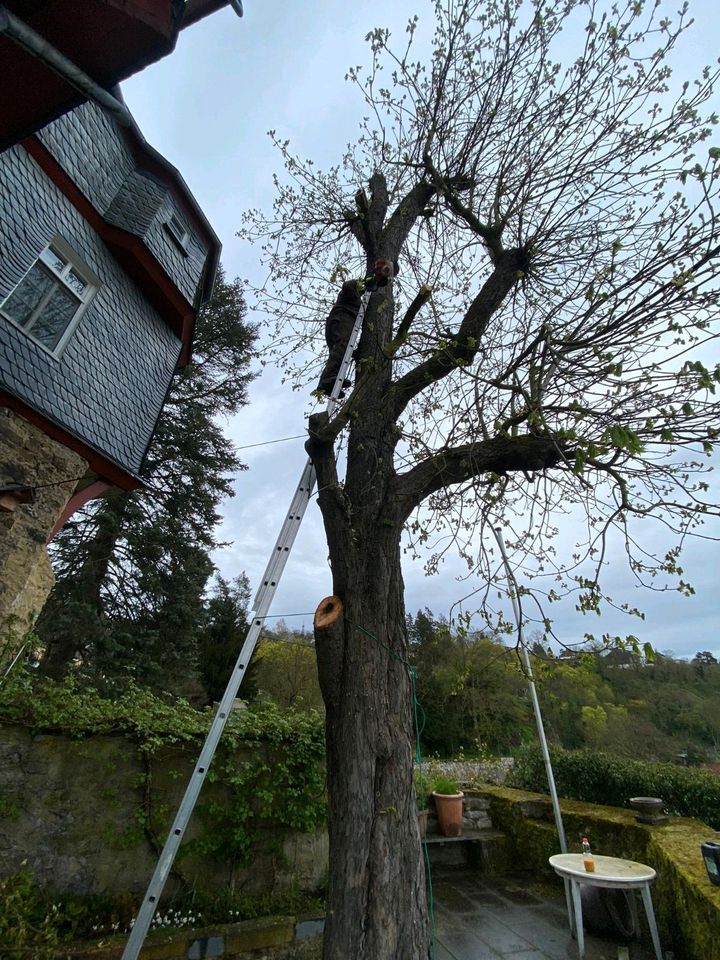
432,869,658,960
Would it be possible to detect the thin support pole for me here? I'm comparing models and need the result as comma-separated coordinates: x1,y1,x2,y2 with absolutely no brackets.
492,528,567,852
492,528,574,931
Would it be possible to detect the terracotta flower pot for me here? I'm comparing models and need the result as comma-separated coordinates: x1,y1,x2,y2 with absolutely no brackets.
432,791,464,837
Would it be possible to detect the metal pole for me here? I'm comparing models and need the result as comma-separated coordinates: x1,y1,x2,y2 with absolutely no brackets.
492,529,567,851
492,528,574,931
121,293,370,960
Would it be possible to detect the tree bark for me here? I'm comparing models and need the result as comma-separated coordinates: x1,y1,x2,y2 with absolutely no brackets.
314,541,429,960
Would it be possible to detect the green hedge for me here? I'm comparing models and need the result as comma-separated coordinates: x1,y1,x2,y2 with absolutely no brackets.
510,744,720,829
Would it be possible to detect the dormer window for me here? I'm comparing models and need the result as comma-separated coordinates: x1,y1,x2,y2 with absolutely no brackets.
0,239,98,356
165,212,190,253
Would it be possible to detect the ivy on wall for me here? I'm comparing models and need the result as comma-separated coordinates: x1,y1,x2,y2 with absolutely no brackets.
0,675,327,944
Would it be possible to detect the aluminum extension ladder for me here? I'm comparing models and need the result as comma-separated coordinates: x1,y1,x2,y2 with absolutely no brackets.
121,290,370,959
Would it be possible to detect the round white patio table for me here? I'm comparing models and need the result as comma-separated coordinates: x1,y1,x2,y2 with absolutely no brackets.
549,853,663,960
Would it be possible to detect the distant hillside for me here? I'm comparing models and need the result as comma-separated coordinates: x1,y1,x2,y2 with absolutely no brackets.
406,609,720,764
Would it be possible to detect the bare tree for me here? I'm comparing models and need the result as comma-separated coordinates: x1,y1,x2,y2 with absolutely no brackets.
241,1,720,956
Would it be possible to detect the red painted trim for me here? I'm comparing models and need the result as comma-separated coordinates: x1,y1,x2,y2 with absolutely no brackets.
178,311,194,366
21,135,195,362
0,393,141,492
47,479,111,541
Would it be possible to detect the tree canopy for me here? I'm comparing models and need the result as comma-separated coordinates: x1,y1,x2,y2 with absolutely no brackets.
240,2,719,956
244,0,720,642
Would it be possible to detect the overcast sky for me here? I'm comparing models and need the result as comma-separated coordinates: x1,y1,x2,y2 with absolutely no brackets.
123,0,720,659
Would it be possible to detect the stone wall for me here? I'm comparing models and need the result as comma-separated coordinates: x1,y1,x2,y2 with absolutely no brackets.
425,756,514,787
0,409,87,641
0,724,328,901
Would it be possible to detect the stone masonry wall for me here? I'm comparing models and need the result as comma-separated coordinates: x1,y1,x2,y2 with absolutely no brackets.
0,724,328,901
0,409,87,641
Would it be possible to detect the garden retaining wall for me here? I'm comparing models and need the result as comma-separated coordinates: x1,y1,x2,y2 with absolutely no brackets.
0,725,327,900
477,784,720,960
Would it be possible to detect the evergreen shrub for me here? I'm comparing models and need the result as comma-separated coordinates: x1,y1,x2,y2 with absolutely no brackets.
511,744,720,829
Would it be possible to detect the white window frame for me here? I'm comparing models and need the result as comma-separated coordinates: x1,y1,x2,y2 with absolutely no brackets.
0,237,99,359
165,212,190,252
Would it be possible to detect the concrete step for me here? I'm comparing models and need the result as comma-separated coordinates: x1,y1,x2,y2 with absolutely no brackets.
424,828,512,873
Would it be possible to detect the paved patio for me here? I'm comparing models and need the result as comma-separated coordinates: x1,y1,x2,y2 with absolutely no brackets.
432,868,660,960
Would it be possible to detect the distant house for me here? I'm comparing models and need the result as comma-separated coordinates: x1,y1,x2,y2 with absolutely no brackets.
0,99,221,635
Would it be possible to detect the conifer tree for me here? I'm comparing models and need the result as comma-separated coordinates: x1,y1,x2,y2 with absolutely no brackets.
38,269,257,691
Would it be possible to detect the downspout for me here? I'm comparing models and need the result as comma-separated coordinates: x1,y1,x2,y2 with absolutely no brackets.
0,5,132,127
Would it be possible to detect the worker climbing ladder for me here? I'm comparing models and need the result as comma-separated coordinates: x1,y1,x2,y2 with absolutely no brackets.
121,290,371,960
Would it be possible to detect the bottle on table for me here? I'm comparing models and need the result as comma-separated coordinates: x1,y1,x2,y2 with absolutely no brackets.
582,836,595,873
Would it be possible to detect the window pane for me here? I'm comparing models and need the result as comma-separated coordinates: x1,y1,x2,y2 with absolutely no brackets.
2,263,53,326
64,269,87,297
28,284,78,350
46,248,67,275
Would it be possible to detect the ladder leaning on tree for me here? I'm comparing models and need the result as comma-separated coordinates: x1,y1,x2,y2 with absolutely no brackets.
120,289,372,960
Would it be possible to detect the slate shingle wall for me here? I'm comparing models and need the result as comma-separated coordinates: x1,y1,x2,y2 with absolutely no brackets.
38,102,208,304
0,146,181,476
37,103,133,213
143,191,208,303
103,170,166,236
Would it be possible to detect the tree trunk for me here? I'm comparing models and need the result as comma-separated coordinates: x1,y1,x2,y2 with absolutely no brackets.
307,211,430,958
314,539,429,960
39,488,129,679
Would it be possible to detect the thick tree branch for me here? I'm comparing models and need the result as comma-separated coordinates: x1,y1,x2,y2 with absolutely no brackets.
395,433,568,518
390,249,527,419
342,210,369,250
379,179,437,258
423,153,504,261
367,172,390,252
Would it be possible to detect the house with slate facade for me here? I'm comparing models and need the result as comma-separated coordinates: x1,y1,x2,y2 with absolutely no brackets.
0,101,223,636
0,0,243,639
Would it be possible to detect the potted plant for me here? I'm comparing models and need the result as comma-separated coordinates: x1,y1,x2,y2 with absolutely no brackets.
431,774,464,837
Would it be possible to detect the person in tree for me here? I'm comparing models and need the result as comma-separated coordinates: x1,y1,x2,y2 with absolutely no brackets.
317,258,398,396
